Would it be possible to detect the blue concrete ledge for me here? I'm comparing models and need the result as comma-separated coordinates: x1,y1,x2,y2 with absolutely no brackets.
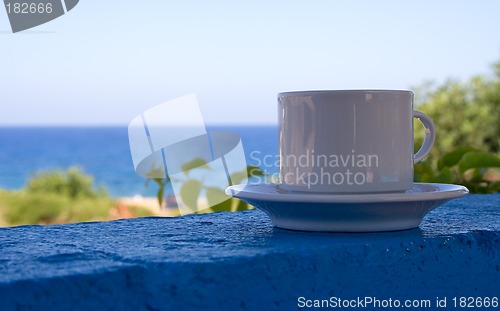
0,194,499,310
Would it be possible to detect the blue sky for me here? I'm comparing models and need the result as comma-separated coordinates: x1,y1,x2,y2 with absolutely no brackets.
1,0,499,125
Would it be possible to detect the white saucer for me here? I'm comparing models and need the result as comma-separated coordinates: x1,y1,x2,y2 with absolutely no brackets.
225,183,468,232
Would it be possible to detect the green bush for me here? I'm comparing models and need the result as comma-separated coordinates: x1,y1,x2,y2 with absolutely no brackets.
412,60,500,193
0,167,116,226
147,161,265,213
414,61,500,157
415,147,500,193
127,206,155,218
26,166,107,199
0,190,113,226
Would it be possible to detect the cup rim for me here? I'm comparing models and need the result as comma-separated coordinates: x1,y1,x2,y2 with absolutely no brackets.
278,89,413,97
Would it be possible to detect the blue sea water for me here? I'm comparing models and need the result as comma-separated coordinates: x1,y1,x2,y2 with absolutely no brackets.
0,126,278,197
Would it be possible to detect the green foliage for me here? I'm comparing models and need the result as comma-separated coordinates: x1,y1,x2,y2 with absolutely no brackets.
413,61,500,157
0,190,113,226
412,60,500,193
26,166,107,199
180,179,203,210
126,205,155,218
146,156,266,213
230,165,266,185
181,158,211,173
145,177,170,208
414,148,500,193
0,167,116,226
190,165,266,214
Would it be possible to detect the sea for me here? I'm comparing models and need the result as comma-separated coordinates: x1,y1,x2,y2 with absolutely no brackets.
0,126,279,197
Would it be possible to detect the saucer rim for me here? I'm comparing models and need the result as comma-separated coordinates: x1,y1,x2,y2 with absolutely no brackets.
225,182,469,204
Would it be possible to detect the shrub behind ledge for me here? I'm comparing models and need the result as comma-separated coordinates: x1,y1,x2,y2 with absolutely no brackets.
26,166,107,199
0,167,114,226
0,191,112,226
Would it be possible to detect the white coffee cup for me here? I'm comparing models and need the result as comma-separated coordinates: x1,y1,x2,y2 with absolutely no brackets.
278,90,435,193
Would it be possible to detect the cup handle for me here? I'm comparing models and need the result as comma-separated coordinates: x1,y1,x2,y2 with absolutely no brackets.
413,110,436,163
